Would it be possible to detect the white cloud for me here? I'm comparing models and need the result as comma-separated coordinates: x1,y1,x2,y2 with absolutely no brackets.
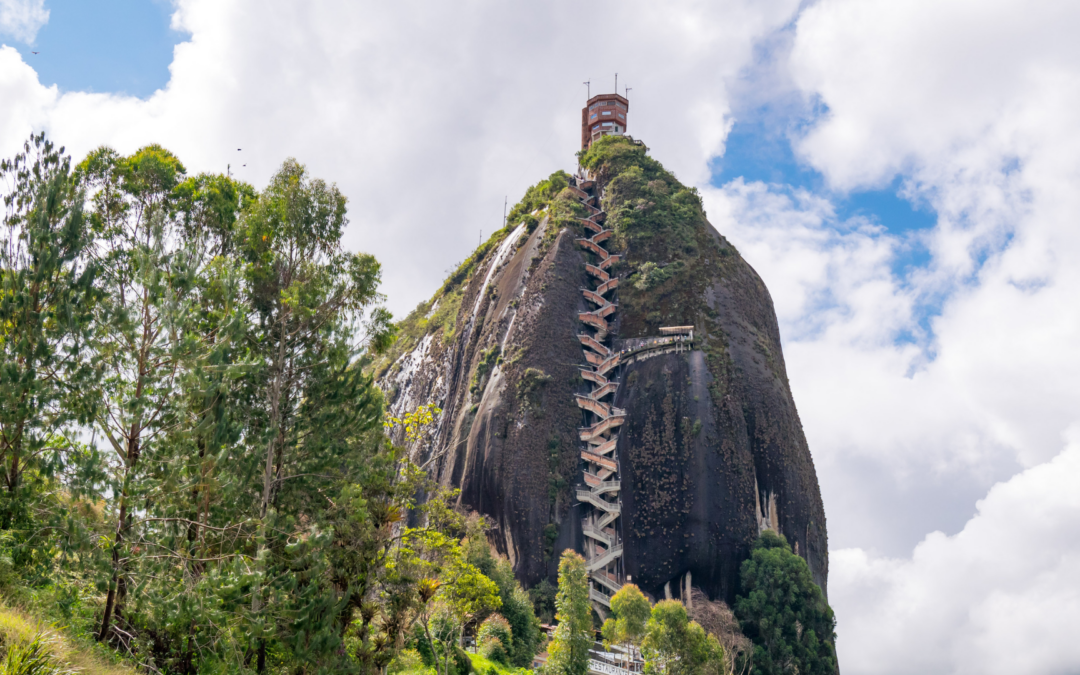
0,0,47,43
830,428,1080,675
697,0,1080,670
0,0,801,318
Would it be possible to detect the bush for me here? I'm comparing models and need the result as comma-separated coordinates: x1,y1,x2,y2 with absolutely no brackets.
478,614,513,665
480,637,510,666
389,649,428,675
453,645,473,675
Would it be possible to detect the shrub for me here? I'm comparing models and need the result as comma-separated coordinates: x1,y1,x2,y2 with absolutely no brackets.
478,614,513,665
389,649,429,675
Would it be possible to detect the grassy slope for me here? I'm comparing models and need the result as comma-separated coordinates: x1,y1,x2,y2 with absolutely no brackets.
0,603,137,674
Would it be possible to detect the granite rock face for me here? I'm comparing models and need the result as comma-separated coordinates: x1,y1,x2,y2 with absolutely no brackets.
375,142,828,605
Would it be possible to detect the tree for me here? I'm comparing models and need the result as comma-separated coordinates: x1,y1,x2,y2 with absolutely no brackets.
77,144,199,644
478,613,513,664
602,584,651,671
545,550,592,675
0,133,97,529
641,600,724,675
734,531,837,675
396,521,501,675
240,158,392,670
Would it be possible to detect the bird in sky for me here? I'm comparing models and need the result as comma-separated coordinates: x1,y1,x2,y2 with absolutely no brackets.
31,51,39,55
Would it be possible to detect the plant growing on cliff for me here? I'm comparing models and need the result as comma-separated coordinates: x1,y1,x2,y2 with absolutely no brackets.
544,550,591,675
470,346,502,397
734,532,837,675
505,171,570,228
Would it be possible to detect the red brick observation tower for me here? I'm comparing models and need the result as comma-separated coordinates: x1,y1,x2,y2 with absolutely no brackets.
581,93,630,150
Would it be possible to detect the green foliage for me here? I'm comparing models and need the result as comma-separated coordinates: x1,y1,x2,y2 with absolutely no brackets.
734,532,837,675
602,584,651,668
641,600,724,675
0,134,485,675
465,529,543,668
0,132,98,531
471,346,503,397
478,614,512,665
528,578,557,625
517,367,551,407
505,171,570,228
631,261,684,292
544,551,591,675
388,648,429,675
575,135,718,335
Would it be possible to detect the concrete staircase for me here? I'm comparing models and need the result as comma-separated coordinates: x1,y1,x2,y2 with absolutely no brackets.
570,174,627,615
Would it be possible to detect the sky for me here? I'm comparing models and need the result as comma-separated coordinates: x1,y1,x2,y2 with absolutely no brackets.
3,1,1080,672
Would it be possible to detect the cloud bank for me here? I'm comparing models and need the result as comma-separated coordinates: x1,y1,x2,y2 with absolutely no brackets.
700,0,1080,671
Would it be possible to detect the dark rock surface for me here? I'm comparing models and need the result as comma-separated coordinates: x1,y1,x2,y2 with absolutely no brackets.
374,143,828,605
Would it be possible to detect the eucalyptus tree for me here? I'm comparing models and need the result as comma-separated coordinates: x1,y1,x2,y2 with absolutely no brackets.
641,601,725,675
77,144,204,643
0,133,97,530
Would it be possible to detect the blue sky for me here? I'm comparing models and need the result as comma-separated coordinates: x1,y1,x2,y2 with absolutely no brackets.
713,111,937,273
12,0,182,97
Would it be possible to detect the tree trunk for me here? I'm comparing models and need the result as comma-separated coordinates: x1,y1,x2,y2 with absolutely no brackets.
98,498,128,641
98,429,138,641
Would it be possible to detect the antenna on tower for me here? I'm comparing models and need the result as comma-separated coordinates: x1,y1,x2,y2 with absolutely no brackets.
615,73,618,94
583,80,591,99
625,86,632,100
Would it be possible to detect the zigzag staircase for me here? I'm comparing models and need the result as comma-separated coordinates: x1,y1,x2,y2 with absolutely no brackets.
570,175,626,616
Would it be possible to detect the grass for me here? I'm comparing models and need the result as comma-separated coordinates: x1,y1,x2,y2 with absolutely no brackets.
465,651,531,675
0,604,136,675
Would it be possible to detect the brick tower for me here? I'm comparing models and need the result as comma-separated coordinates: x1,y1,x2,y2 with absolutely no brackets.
581,93,629,150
